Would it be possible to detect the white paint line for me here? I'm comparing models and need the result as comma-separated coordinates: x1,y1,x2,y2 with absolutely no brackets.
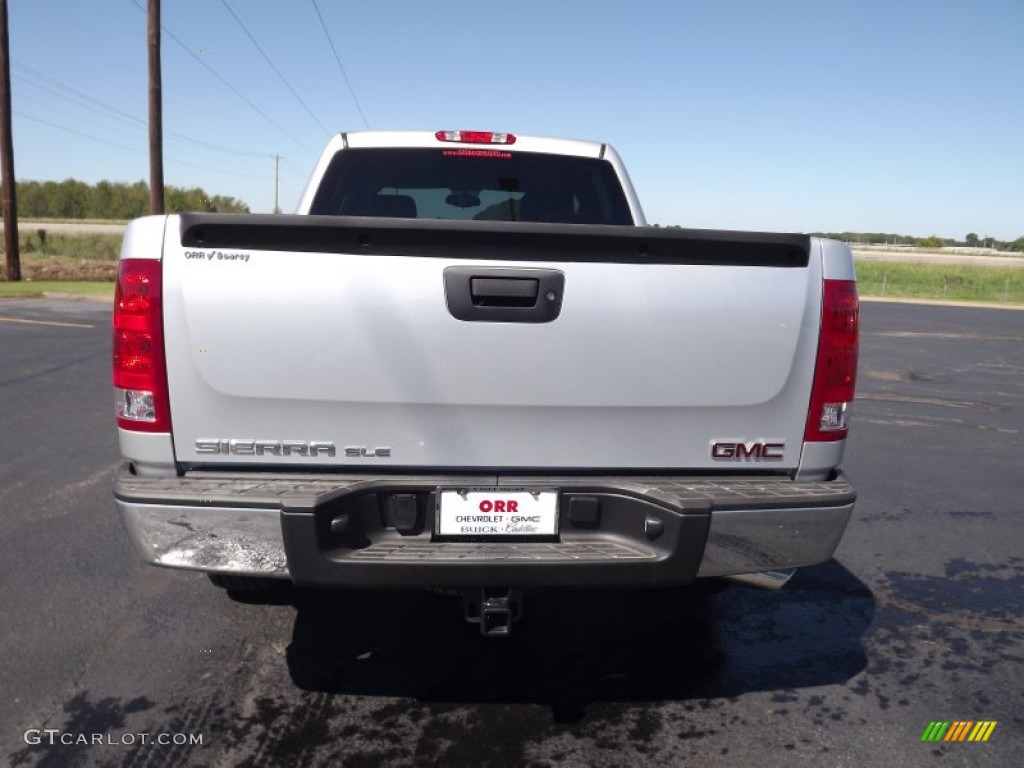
0,316,95,328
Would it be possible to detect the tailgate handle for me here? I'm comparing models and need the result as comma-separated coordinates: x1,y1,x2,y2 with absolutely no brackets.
470,277,539,307
444,267,564,324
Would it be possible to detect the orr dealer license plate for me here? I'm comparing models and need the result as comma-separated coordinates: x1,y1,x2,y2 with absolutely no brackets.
437,489,559,537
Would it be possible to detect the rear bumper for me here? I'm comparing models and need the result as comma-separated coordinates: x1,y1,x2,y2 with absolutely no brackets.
115,467,855,588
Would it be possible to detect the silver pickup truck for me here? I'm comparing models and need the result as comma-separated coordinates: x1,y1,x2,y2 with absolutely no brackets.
113,130,859,635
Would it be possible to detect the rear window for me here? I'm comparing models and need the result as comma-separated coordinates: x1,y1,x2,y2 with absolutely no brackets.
309,148,633,225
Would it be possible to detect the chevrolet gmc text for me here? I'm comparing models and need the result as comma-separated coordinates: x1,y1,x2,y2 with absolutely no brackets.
113,130,859,635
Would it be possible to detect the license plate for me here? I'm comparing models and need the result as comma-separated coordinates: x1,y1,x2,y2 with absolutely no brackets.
437,489,559,537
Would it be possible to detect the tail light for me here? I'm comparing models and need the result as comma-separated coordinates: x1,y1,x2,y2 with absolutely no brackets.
435,130,516,145
805,279,859,441
112,259,171,432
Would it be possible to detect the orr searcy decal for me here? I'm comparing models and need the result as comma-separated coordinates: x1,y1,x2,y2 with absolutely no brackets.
184,250,251,263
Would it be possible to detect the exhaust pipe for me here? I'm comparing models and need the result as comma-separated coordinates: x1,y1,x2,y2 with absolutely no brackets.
723,569,796,590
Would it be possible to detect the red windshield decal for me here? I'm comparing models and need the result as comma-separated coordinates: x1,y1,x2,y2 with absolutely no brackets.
441,149,512,159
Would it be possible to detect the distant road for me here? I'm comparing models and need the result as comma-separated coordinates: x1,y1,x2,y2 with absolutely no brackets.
4,221,126,235
852,248,1024,268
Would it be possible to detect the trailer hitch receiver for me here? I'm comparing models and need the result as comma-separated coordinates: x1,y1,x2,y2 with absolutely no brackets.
463,587,523,637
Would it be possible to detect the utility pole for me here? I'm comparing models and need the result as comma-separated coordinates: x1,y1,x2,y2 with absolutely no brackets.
274,154,280,213
0,0,19,281
148,0,164,214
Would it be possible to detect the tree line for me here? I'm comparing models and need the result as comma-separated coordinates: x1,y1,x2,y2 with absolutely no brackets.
809,231,1024,252
654,224,1023,252
15,179,251,220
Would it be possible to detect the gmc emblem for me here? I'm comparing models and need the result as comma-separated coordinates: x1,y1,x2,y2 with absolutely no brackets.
711,441,785,460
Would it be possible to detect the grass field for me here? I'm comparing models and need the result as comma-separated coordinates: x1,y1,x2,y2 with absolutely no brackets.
14,230,122,259
0,281,114,299
855,261,1024,304
1,231,122,281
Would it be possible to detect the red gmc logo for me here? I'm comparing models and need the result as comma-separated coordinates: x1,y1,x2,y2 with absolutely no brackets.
479,499,519,513
711,441,785,460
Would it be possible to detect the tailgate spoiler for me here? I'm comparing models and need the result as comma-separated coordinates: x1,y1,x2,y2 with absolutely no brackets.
178,213,810,267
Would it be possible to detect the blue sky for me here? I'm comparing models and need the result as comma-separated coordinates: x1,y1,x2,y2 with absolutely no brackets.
8,0,1024,239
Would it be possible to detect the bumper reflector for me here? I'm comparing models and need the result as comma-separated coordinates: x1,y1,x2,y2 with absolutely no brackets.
115,387,157,422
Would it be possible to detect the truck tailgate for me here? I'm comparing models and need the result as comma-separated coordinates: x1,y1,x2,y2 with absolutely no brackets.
162,215,822,471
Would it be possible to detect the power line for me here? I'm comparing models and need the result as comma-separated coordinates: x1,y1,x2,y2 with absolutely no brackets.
219,0,331,135
169,158,267,180
16,111,146,154
15,62,144,127
14,61,271,159
13,66,271,160
310,0,370,129
127,0,317,156
15,111,269,179
281,155,309,178
16,76,146,134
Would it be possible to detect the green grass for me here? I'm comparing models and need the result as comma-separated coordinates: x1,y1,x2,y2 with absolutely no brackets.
10,230,122,260
856,261,1024,304
0,280,114,298
1,231,121,281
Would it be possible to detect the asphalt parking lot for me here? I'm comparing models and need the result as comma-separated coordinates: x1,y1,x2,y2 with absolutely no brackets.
1,297,1021,767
